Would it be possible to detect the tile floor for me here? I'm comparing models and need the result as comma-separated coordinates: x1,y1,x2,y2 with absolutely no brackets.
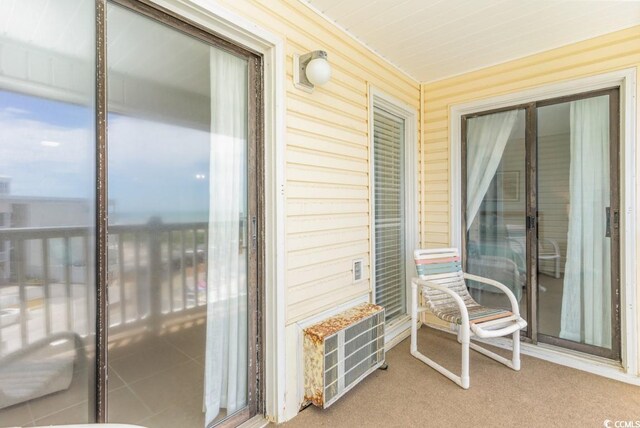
0,313,222,428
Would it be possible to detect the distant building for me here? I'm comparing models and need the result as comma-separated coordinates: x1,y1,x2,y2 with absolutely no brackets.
0,177,91,284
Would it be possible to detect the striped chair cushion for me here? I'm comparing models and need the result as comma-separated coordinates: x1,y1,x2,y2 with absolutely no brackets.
415,249,513,326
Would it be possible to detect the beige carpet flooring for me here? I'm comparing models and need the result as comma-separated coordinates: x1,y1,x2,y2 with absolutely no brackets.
282,327,640,428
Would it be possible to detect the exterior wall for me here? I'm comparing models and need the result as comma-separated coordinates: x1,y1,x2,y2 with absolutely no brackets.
421,25,640,248
215,0,421,324
421,25,640,372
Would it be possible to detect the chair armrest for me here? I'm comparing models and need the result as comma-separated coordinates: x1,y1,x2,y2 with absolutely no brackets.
462,273,521,317
540,237,560,255
411,278,470,327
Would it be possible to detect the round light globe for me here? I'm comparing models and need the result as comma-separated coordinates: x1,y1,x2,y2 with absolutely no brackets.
305,57,331,86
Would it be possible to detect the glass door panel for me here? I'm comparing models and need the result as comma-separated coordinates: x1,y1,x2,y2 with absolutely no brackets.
0,1,97,426
537,93,619,357
464,109,527,322
106,3,252,427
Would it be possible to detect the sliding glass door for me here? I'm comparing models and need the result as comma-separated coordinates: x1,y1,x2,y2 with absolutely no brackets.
105,2,260,427
0,1,262,427
536,91,620,357
462,89,620,359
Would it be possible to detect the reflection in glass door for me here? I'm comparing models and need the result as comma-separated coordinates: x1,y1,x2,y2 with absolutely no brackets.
463,89,620,359
106,2,260,427
0,1,97,425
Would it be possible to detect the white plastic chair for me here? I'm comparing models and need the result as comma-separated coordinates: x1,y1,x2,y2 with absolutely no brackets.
410,248,527,389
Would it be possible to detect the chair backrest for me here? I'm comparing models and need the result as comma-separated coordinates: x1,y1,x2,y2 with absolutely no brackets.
414,248,476,312
414,248,462,279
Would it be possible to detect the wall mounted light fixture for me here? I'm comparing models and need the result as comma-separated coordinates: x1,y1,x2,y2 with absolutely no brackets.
294,50,331,92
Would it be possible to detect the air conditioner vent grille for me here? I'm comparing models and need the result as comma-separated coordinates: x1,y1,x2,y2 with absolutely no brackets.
303,303,385,408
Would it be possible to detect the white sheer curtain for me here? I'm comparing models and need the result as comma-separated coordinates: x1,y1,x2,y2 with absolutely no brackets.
560,96,611,348
466,110,519,229
204,47,248,425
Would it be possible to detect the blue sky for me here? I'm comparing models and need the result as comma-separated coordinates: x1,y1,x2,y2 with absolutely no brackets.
0,90,212,223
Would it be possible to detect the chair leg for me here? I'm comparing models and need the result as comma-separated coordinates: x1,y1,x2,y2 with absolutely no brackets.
468,331,522,372
460,329,470,389
512,330,521,371
410,282,418,354
555,257,560,279
410,282,470,389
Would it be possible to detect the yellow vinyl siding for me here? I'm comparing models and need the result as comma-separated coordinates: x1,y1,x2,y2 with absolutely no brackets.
215,0,420,324
421,25,640,248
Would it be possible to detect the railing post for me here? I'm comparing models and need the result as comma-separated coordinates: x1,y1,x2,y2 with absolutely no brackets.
147,217,163,333
15,238,27,347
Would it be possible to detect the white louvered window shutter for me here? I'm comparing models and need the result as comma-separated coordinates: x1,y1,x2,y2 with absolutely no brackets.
373,107,406,322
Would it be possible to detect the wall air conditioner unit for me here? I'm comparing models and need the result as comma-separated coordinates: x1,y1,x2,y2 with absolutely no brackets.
303,303,385,408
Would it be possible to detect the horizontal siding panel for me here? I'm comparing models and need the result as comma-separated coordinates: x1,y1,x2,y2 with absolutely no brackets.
287,183,368,199
426,150,449,161
288,257,370,288
425,212,450,223
288,129,368,156
425,171,449,181
287,213,369,234
287,85,366,119
287,165,368,186
284,69,368,106
288,269,370,306
288,199,368,216
425,204,450,213
424,222,449,233
424,192,449,203
288,113,367,145
425,181,448,192
286,147,367,172
288,240,369,270
425,232,449,245
287,285,370,324
287,227,369,252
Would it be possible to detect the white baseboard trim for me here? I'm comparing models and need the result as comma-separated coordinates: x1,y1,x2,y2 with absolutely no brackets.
384,316,413,351
425,322,640,386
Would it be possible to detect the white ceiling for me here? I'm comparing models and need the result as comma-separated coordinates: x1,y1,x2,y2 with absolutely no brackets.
303,0,640,82
0,0,211,95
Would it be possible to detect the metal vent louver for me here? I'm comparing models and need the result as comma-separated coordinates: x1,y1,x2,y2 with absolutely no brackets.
303,303,385,408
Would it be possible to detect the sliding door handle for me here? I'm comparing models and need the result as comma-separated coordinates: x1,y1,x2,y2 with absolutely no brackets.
605,207,611,238
526,215,536,230
251,216,257,251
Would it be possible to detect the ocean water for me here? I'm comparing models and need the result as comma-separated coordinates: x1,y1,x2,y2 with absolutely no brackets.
109,210,209,225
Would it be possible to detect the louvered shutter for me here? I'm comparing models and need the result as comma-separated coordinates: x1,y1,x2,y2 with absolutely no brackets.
373,107,406,322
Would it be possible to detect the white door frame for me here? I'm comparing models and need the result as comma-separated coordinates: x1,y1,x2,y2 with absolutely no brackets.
151,0,287,421
448,68,638,382
368,85,419,347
